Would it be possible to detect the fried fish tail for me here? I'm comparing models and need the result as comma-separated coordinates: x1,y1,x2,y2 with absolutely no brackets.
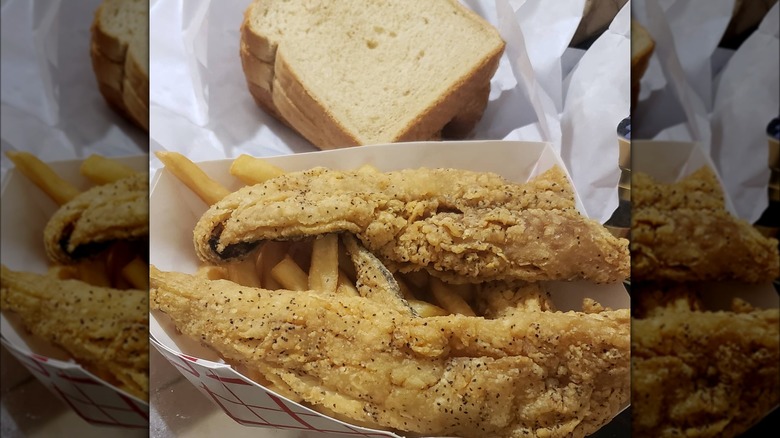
1,265,149,399
150,266,629,438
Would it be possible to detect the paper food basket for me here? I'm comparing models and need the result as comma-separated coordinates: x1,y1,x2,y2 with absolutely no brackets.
0,156,149,429
149,140,631,436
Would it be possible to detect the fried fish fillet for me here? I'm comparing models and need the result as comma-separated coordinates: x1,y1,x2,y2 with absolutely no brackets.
43,172,149,264
194,166,629,284
151,266,629,437
0,265,149,400
631,168,779,282
632,285,780,437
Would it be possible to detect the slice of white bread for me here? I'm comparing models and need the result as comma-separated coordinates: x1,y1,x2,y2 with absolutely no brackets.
90,0,149,131
631,20,654,110
240,0,505,149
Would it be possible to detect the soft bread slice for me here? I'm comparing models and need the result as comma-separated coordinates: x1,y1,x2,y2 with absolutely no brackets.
91,0,148,63
90,0,149,131
124,37,149,99
241,0,505,149
122,77,149,131
631,20,654,109
240,42,274,92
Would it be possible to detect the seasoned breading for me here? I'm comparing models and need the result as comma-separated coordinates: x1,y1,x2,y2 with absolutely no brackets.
632,285,780,438
43,172,149,264
474,281,555,318
150,265,630,438
0,265,149,400
194,166,629,284
631,168,779,283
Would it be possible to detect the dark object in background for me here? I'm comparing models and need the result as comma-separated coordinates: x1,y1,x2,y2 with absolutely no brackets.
571,0,629,47
720,0,778,48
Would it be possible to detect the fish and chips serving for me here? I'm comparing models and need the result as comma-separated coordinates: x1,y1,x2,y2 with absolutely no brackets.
150,142,631,438
0,153,149,413
630,140,780,437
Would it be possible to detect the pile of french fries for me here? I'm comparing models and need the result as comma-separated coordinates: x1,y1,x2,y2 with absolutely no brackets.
5,152,148,290
156,151,484,318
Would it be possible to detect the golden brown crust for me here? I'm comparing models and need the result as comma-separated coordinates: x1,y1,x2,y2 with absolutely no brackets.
150,265,629,438
194,166,630,283
43,173,149,265
632,284,780,437
1,266,149,400
631,168,780,283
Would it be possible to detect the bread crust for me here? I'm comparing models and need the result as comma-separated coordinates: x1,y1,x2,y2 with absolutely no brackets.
240,42,274,91
90,43,124,91
90,2,127,63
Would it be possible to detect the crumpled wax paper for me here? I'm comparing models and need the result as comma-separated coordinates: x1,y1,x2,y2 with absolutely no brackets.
0,0,147,178
633,0,778,221
150,0,630,223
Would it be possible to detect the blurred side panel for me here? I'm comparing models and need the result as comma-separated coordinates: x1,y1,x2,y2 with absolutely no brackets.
631,0,779,436
1,0,149,435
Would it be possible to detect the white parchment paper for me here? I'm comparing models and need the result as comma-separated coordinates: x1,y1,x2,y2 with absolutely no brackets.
632,0,778,221
150,0,630,223
0,0,147,177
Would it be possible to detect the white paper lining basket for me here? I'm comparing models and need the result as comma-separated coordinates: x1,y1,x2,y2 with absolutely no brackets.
0,156,150,429
149,140,631,437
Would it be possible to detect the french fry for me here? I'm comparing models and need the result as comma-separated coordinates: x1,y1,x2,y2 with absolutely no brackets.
6,151,81,205
226,249,263,287
76,257,112,288
451,283,474,302
270,255,309,291
229,154,286,185
336,270,359,296
121,257,149,290
308,234,339,293
80,154,136,185
47,265,79,280
106,241,136,287
403,270,430,290
337,240,357,281
155,151,230,205
196,265,229,281
290,240,313,272
430,277,476,316
394,275,416,301
408,299,449,317
260,241,289,289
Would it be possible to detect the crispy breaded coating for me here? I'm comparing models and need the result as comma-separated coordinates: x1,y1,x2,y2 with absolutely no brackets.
632,285,779,438
150,265,629,438
194,166,629,283
631,168,779,283
43,173,149,264
0,265,149,400
474,281,555,318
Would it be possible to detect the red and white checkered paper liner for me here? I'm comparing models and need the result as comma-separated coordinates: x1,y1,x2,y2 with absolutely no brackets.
151,337,401,437
1,338,149,428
